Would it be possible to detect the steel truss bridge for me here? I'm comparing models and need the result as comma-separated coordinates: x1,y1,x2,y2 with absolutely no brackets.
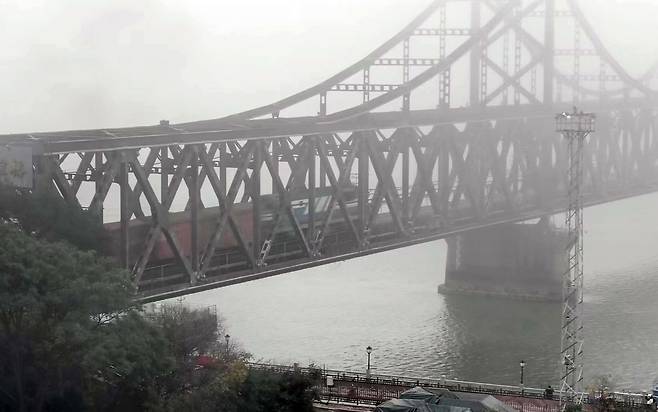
3,0,658,301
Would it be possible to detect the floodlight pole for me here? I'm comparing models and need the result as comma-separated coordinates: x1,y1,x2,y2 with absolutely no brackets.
555,108,595,409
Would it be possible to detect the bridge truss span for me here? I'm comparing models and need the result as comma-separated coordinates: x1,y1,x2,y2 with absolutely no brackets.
2,0,658,300
17,104,658,299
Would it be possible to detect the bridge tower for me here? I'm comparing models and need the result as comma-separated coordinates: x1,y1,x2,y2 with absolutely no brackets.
555,109,595,407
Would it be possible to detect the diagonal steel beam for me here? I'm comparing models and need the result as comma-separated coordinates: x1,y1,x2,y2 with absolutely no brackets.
367,135,401,229
408,128,441,218
197,147,254,273
315,137,361,253
130,148,160,219
484,56,543,105
484,56,542,105
261,143,312,260
364,131,406,234
127,151,193,284
47,156,82,208
71,152,94,195
201,142,256,274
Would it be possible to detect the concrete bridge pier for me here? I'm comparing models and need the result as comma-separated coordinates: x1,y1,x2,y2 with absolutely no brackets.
438,218,565,302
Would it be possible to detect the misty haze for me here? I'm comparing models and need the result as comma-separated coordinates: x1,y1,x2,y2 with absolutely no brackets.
1,1,658,411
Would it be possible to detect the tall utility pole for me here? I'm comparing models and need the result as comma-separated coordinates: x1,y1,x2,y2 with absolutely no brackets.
555,109,595,408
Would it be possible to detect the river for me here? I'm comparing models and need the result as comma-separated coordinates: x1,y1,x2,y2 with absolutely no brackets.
167,192,658,392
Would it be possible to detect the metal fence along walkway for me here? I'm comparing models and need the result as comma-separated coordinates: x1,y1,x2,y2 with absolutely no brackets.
247,363,647,411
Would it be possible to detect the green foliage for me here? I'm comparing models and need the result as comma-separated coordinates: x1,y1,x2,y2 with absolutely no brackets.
0,185,108,252
588,374,620,412
156,360,248,412
0,221,319,411
145,304,320,412
148,304,223,364
589,374,615,395
0,224,170,412
235,368,318,412
159,365,318,412
82,312,175,412
564,404,583,412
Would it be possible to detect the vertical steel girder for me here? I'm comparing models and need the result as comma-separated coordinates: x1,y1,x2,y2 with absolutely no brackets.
470,0,482,106
252,141,263,265
438,3,450,108
403,38,411,111
358,134,370,247
543,0,555,105
94,153,104,222
308,138,317,249
189,146,200,284
119,154,130,270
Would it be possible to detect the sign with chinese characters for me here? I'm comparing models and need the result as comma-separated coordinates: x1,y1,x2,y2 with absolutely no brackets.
0,146,33,188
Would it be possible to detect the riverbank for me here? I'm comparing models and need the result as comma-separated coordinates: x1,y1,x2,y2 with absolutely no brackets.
249,363,647,411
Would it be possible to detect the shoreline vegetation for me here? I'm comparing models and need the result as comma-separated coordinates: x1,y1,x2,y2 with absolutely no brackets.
0,186,319,411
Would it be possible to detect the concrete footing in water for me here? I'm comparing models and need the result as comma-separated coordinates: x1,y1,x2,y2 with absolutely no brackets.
438,218,566,302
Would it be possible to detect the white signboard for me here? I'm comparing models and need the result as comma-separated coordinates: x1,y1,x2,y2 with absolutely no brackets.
326,376,334,387
0,145,33,188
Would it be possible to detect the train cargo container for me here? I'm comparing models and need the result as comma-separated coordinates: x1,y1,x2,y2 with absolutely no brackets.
104,186,357,265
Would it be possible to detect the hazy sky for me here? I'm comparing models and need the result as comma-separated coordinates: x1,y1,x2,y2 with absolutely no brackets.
1,0,657,134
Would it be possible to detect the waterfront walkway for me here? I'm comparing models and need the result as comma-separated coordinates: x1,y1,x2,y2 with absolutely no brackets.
248,363,647,411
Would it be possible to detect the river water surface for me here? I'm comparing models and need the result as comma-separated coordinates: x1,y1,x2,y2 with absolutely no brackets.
170,192,658,392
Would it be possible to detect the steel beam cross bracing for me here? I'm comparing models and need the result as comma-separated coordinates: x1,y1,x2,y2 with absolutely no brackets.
556,108,595,408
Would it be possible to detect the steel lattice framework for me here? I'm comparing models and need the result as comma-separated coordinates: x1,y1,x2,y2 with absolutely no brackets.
556,109,595,405
2,0,658,306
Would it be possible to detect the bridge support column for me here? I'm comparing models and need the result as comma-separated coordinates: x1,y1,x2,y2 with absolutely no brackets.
469,0,481,106
119,153,130,270
438,218,565,301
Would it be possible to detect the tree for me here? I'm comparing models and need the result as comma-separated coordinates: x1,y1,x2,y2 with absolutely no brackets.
149,304,224,365
144,304,320,412
81,311,176,412
145,303,232,401
0,224,173,412
0,185,108,252
156,360,249,412
159,364,319,412
235,368,318,412
0,209,320,411
588,374,618,412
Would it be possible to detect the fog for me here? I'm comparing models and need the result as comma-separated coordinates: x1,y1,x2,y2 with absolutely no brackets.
1,0,658,134
3,0,658,390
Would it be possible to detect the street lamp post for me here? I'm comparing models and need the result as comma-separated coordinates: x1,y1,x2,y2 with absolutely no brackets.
366,346,373,378
520,360,526,395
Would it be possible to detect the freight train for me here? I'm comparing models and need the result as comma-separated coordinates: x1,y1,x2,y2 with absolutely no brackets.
105,186,358,263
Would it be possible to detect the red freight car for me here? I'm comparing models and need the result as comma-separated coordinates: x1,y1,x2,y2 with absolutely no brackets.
104,204,254,263
105,186,357,264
